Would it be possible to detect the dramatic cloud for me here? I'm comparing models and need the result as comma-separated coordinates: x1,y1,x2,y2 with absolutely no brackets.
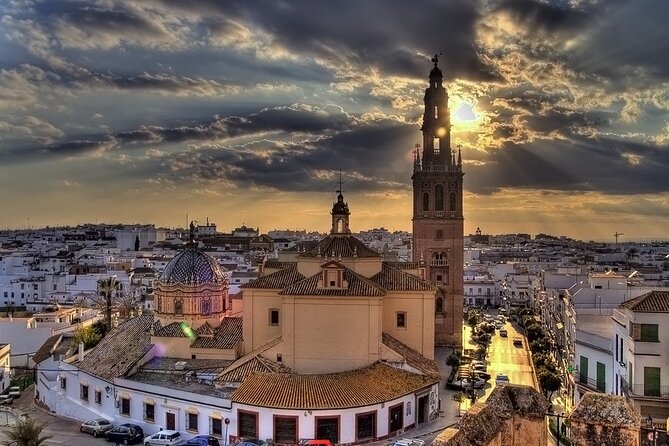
0,0,667,238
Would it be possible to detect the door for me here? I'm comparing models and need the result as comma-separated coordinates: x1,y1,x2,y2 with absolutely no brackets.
166,413,176,430
417,395,428,424
644,367,661,397
596,362,605,392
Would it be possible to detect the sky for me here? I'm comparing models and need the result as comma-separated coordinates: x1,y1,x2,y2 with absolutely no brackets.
1,0,668,241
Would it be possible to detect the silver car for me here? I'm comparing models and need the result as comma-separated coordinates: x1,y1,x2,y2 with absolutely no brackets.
80,418,114,437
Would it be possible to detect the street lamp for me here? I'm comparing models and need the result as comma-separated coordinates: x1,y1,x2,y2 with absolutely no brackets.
646,415,657,446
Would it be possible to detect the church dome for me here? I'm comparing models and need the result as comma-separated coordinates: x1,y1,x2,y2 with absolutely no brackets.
159,247,226,285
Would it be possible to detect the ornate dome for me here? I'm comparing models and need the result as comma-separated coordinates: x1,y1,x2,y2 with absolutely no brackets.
159,247,226,285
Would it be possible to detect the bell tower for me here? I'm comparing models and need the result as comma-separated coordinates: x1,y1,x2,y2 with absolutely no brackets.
412,54,464,348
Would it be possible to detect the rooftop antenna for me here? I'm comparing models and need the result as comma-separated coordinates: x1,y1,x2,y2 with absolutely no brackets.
614,232,624,245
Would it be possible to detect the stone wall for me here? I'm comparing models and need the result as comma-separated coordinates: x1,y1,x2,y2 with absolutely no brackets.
432,384,549,446
570,393,640,446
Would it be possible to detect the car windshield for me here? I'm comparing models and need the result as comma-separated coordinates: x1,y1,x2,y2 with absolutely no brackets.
169,433,181,440
99,420,111,425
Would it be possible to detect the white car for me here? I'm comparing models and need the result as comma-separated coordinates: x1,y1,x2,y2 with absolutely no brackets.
393,439,425,446
144,430,183,446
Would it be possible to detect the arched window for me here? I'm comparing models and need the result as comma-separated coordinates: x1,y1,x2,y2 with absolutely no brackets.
422,193,429,212
336,219,344,233
436,297,443,313
450,193,456,212
435,185,444,211
202,297,211,315
174,299,183,316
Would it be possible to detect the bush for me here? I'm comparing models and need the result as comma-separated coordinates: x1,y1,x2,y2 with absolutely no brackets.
446,354,461,368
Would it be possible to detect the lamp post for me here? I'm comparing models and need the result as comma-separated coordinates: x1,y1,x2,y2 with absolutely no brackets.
646,415,657,446
224,418,230,446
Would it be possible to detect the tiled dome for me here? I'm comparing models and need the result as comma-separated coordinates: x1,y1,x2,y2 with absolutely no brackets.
160,247,226,285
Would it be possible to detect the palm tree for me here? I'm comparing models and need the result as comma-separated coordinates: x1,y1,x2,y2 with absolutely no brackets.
5,417,52,446
97,276,120,331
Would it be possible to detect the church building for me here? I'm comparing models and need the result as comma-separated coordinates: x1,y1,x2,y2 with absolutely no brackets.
35,57,456,445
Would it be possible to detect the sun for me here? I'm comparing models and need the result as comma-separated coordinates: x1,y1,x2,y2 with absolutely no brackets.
451,101,483,130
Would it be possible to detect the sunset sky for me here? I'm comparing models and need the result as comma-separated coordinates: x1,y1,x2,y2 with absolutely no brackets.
1,0,668,241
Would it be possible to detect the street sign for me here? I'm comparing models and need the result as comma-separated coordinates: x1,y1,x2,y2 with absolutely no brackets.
647,431,657,441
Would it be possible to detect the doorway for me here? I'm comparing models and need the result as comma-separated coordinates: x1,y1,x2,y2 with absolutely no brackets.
166,412,176,430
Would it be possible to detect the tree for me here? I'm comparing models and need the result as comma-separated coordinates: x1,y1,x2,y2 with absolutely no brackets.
538,368,562,401
72,325,102,350
96,276,121,331
116,290,142,319
445,354,461,368
5,417,52,446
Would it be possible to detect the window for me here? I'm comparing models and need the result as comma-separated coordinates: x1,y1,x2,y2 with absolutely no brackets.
422,193,429,212
316,417,339,445
434,106,438,119
238,410,257,437
210,417,222,437
644,367,661,397
33,284,38,290
80,384,89,401
187,412,198,431
433,137,440,155
356,412,376,441
435,185,444,211
121,397,130,416
175,299,183,316
274,416,298,444
449,193,456,211
615,334,619,362
435,297,443,313
60,376,67,390
389,404,404,432
95,390,102,405
144,403,155,422
396,312,406,329
630,323,659,342
579,356,588,385
435,229,443,240
596,362,606,392
53,284,57,291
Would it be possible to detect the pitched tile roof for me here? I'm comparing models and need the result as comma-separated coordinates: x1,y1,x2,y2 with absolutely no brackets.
279,268,385,297
372,264,437,291
263,261,296,270
383,261,421,270
192,317,243,349
33,334,62,364
154,321,188,337
217,356,291,383
231,362,436,409
241,265,305,289
78,315,154,380
301,235,380,259
382,333,440,380
620,291,669,312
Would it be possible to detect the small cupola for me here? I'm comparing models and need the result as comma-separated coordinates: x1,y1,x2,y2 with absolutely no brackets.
317,260,349,290
331,190,351,235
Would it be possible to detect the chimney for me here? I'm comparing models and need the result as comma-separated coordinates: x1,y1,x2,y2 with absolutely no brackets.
78,341,85,362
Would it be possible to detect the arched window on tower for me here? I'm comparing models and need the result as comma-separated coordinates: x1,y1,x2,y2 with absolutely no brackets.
436,296,443,313
174,299,183,316
422,193,429,212
336,219,344,233
435,185,444,211
450,193,456,212
433,137,440,155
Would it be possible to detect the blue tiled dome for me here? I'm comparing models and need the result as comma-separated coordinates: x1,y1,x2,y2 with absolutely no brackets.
160,247,226,285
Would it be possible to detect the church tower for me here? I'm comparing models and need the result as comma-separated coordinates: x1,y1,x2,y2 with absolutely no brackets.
412,54,464,348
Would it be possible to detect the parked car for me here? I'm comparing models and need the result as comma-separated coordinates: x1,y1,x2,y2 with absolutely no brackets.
495,373,510,385
499,329,508,337
185,436,220,446
105,423,144,445
447,377,486,390
471,361,487,372
144,430,183,446
80,418,114,437
513,337,523,347
0,395,13,406
8,386,20,398
237,440,270,446
392,439,425,446
473,370,491,381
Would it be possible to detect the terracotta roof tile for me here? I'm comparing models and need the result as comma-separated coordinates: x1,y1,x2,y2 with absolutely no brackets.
620,291,669,312
33,334,62,364
301,235,380,259
154,321,188,337
382,333,440,380
241,265,305,289
383,261,421,270
231,362,436,409
78,315,154,380
217,356,291,383
372,264,437,291
279,268,385,297
192,317,243,349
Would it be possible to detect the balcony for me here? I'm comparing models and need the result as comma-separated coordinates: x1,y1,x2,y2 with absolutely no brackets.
621,378,669,399
576,375,606,393
430,260,448,266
